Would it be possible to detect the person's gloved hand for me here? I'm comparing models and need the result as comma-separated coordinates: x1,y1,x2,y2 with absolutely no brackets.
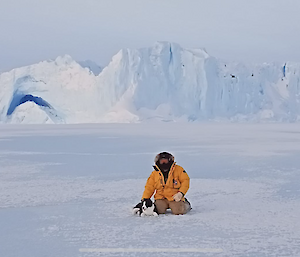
173,192,184,202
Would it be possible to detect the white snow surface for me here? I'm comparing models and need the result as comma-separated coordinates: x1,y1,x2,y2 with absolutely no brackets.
1,123,300,257
1,42,300,124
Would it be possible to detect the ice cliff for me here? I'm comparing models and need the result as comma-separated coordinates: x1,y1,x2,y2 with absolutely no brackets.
1,42,299,123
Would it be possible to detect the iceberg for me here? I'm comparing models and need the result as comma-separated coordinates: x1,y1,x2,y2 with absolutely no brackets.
1,42,300,124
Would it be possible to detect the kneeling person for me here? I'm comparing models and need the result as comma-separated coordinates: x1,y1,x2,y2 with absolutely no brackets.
142,152,191,215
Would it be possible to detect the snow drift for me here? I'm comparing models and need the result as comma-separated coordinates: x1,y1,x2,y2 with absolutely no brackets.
1,42,300,124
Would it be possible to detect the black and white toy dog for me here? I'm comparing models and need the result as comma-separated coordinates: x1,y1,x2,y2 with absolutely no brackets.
132,199,159,217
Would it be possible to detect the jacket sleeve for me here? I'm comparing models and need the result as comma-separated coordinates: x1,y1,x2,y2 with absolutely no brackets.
142,171,156,199
179,169,190,195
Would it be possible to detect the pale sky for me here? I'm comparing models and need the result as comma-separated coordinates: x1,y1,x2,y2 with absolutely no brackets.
1,0,300,72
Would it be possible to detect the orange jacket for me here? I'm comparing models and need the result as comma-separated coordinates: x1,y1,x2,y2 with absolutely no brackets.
142,163,190,201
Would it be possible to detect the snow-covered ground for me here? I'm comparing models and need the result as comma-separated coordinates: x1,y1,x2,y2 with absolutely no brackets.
1,123,300,257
